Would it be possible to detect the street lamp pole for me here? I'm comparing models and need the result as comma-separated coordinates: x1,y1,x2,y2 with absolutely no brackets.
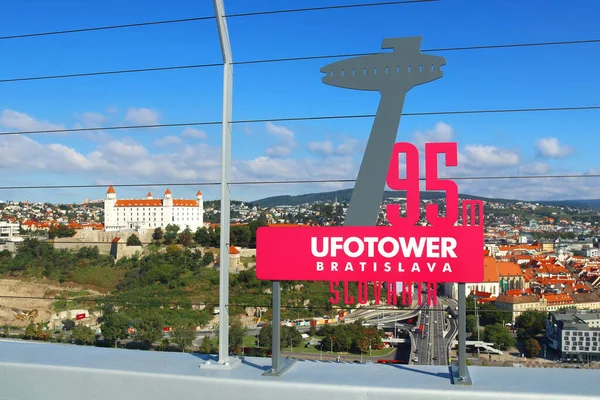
368,338,373,357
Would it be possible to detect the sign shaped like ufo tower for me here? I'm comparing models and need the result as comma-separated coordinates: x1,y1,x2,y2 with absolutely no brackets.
320,37,446,227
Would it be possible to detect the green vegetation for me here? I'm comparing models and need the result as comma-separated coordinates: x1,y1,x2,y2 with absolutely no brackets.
466,315,477,334
71,325,95,345
48,224,76,239
126,234,142,246
199,335,212,353
523,338,541,358
315,322,384,354
257,324,302,351
516,311,547,340
483,324,516,350
466,296,503,326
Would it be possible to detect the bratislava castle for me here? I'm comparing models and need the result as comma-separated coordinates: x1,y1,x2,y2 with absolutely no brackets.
103,186,204,232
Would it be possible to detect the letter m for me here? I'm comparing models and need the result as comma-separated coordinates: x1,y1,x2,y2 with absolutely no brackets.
462,200,483,227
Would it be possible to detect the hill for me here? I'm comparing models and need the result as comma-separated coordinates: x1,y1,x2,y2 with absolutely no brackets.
252,189,600,210
253,189,510,208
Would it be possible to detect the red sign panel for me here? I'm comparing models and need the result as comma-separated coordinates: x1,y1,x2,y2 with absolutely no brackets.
75,313,86,321
256,142,485,284
256,224,483,282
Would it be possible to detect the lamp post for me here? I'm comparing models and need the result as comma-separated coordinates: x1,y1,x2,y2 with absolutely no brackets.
368,338,374,357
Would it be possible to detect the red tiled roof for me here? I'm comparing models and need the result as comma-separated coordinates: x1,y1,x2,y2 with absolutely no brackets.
497,261,523,277
483,257,499,283
229,245,240,255
542,293,574,305
165,188,172,195
115,200,162,207
107,186,116,194
173,200,198,207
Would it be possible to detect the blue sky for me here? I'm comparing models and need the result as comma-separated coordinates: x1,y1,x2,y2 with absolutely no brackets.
0,0,599,204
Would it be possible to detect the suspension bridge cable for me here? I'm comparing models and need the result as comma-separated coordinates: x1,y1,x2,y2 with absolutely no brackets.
1,105,599,137
1,39,599,84
0,1,436,42
0,173,599,191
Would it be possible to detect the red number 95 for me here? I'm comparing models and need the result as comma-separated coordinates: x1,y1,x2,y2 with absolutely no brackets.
385,142,458,228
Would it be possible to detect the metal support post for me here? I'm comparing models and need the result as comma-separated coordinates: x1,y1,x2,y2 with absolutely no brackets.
451,283,472,385
200,0,239,371
264,281,297,376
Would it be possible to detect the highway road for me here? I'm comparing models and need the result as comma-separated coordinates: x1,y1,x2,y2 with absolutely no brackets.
412,297,450,366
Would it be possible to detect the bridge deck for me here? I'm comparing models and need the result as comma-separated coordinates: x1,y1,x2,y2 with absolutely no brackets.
2,339,596,400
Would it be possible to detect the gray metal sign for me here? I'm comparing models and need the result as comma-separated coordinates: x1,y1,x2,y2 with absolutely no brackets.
321,37,446,227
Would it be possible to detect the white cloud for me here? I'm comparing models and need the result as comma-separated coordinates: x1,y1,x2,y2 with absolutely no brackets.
264,122,297,158
265,146,293,158
74,112,108,128
308,138,362,156
266,122,295,145
181,128,207,140
519,162,550,175
336,138,362,156
0,109,64,132
307,140,334,155
535,137,574,159
155,136,182,147
412,122,454,150
124,108,159,125
462,145,520,167
99,138,149,159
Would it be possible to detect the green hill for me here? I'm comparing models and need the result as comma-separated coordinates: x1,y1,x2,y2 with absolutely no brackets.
252,189,600,210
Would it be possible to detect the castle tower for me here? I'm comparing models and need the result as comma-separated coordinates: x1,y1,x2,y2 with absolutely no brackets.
197,190,204,227
163,188,173,207
146,192,153,200
104,186,117,231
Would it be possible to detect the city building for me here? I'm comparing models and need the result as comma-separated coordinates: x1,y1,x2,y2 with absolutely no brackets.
0,221,19,239
585,248,600,258
493,294,543,321
445,257,524,299
546,309,600,362
103,187,204,233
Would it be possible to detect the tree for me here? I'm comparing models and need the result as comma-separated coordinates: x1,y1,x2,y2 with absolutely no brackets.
172,325,197,352
466,315,477,335
164,224,180,244
100,309,129,348
159,338,170,352
229,317,247,353
35,322,44,339
484,324,516,350
178,228,193,247
2,325,8,338
194,227,210,246
309,324,317,336
126,234,142,246
202,251,215,266
258,323,273,350
523,338,541,358
62,319,75,331
199,335,212,353
281,326,303,349
72,325,95,345
134,314,164,348
152,227,164,241
516,311,547,340
24,322,36,339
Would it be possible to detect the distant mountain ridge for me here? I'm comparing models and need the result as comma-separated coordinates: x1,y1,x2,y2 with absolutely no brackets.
252,189,600,210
